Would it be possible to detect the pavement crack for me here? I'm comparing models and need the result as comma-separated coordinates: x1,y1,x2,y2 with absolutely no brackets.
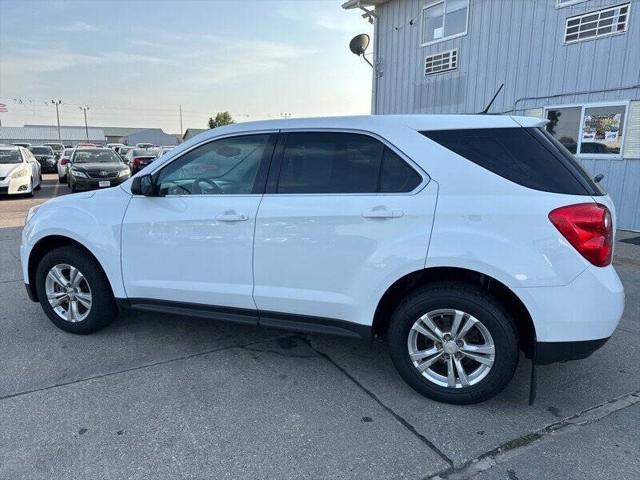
301,336,455,469
0,335,292,402
240,345,316,359
428,389,640,479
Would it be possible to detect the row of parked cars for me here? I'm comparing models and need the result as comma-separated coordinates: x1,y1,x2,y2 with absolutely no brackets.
0,142,174,196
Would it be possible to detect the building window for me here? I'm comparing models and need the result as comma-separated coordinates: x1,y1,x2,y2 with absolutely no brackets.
564,3,630,44
425,49,458,75
545,103,627,156
421,0,469,46
556,0,587,8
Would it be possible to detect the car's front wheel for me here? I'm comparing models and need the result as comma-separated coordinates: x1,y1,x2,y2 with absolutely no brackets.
388,282,519,404
35,246,118,334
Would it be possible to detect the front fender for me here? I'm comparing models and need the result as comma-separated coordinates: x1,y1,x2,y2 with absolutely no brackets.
21,189,130,298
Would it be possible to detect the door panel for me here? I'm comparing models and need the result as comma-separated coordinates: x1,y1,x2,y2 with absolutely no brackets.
253,186,437,326
122,195,261,309
121,133,275,312
253,131,437,327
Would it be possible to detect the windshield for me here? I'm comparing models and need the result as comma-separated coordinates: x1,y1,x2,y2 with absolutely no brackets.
30,147,54,155
0,150,22,164
45,144,64,152
72,149,122,164
63,148,75,156
131,148,158,157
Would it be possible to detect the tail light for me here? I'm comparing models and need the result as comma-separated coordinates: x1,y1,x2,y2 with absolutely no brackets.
60,158,69,166
549,203,612,267
132,158,145,167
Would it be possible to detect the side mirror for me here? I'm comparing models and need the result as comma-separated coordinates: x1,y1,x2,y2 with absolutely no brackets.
131,174,155,196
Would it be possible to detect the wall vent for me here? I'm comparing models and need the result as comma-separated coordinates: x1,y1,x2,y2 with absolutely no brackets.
425,49,458,76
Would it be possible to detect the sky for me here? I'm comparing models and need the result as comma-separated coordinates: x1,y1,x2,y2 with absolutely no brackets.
0,0,373,133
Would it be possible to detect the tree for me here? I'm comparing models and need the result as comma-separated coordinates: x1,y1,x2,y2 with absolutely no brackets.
208,111,235,129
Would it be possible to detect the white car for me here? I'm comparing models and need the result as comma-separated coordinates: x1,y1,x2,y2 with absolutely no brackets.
20,115,624,404
57,147,75,183
0,145,41,196
155,146,174,158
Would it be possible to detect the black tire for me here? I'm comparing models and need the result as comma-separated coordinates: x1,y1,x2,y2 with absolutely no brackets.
59,174,67,183
35,246,118,334
70,178,77,192
387,282,519,405
35,173,42,190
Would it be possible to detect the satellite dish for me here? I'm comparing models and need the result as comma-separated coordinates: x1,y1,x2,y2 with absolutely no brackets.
349,34,373,68
349,33,370,56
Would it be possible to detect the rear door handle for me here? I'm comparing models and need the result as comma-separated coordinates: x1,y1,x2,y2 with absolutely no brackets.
216,212,249,222
361,207,404,219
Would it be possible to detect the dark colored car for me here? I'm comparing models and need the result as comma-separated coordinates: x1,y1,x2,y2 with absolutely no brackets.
126,148,160,174
68,148,130,192
29,146,57,172
44,143,65,160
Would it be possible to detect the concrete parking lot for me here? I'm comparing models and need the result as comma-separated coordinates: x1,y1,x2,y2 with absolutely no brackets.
1,174,639,479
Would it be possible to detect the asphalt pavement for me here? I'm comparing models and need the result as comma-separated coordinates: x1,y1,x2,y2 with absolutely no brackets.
1,175,638,479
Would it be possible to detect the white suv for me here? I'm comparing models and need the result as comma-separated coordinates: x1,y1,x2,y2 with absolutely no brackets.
20,115,624,404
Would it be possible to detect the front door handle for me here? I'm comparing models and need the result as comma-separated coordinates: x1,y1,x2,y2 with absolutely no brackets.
361,207,404,219
216,212,249,222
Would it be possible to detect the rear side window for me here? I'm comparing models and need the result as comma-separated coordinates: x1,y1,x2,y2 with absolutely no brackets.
421,127,600,195
276,132,422,194
380,148,422,193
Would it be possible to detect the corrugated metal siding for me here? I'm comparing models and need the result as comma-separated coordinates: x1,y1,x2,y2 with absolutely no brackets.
373,0,640,229
0,126,105,142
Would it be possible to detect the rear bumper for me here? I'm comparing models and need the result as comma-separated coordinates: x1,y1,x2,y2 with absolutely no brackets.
515,264,624,343
535,337,610,364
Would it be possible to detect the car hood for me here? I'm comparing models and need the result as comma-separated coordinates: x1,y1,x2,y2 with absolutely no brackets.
0,163,25,177
71,163,126,172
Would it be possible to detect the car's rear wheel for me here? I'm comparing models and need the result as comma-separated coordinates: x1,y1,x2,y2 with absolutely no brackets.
35,173,42,190
388,282,519,404
35,246,118,334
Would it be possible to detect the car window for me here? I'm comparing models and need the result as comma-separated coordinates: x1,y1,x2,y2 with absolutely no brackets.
380,148,422,193
421,127,601,195
275,132,421,194
0,150,22,164
29,147,54,155
72,150,121,164
156,134,271,196
277,132,384,194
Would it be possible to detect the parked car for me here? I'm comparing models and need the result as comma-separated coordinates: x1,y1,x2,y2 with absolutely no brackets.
156,146,174,158
20,115,624,404
126,147,159,173
117,145,134,160
44,143,65,160
135,142,155,149
0,145,41,196
107,143,125,151
57,147,75,183
28,145,57,173
67,147,130,192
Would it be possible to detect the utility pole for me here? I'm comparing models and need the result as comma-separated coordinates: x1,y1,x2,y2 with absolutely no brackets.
51,99,62,141
179,104,183,137
79,106,90,140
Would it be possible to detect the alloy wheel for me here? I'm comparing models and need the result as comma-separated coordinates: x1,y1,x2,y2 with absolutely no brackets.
44,263,93,322
407,309,495,388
